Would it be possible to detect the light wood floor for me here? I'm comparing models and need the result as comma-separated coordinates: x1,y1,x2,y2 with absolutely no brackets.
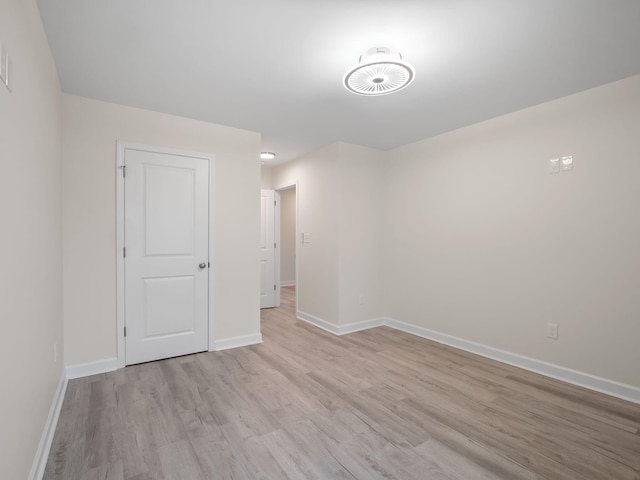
45,286,640,479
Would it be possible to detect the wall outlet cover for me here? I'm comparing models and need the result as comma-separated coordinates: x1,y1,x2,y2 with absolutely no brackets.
560,155,573,171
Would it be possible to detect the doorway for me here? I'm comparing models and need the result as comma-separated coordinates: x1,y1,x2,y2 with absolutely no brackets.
276,183,298,314
259,184,298,311
278,186,296,288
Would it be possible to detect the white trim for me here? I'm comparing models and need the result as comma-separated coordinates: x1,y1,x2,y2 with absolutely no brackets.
29,370,67,480
65,357,118,380
293,183,299,319
297,311,384,336
274,190,281,307
297,311,340,335
116,142,126,368
295,311,640,404
116,142,215,368
280,280,296,287
384,318,640,405
207,155,217,353
212,333,263,351
338,318,386,335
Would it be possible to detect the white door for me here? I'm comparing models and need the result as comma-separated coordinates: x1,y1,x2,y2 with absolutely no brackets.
124,147,210,365
260,189,277,308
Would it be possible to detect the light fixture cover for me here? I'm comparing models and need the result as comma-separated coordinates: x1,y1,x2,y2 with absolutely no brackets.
260,152,276,160
344,47,415,96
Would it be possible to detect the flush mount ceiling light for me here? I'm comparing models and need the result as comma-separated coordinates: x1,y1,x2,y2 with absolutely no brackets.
343,47,415,96
260,152,276,160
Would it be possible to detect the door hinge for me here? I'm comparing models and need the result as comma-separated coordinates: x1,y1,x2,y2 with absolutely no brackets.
273,284,276,291
274,242,276,249
124,326,127,337
274,200,276,206
120,165,126,178
123,247,126,258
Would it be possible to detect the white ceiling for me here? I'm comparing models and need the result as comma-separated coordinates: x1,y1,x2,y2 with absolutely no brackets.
37,0,640,165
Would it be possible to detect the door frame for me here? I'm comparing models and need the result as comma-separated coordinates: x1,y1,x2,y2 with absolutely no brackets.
116,141,215,369
274,181,299,314
274,189,281,307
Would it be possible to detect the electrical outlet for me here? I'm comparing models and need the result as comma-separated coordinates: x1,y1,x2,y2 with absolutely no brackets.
548,156,573,174
547,323,558,340
560,155,573,171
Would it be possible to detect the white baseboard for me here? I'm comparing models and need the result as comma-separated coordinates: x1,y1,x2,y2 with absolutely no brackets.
29,370,68,480
295,310,640,404
338,318,386,335
297,311,385,336
297,311,341,334
384,317,640,405
212,333,263,351
65,357,118,380
67,335,266,377
280,280,296,287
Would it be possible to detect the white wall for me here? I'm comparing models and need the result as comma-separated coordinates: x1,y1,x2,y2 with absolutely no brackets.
272,144,340,324
272,142,384,327
62,94,261,365
338,143,384,325
260,165,272,189
279,187,296,285
0,0,63,477
383,75,640,388
273,76,640,392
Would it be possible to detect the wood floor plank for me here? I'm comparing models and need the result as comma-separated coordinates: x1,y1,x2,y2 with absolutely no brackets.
156,440,205,480
46,286,640,479
84,460,124,480
414,438,502,480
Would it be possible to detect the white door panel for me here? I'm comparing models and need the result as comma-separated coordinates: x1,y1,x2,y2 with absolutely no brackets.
143,275,195,337
260,189,276,308
143,165,196,256
124,147,209,365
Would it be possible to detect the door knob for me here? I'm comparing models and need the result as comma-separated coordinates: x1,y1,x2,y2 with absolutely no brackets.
199,263,207,269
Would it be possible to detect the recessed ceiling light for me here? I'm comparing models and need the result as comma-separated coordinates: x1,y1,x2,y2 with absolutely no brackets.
260,152,276,160
344,47,415,96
